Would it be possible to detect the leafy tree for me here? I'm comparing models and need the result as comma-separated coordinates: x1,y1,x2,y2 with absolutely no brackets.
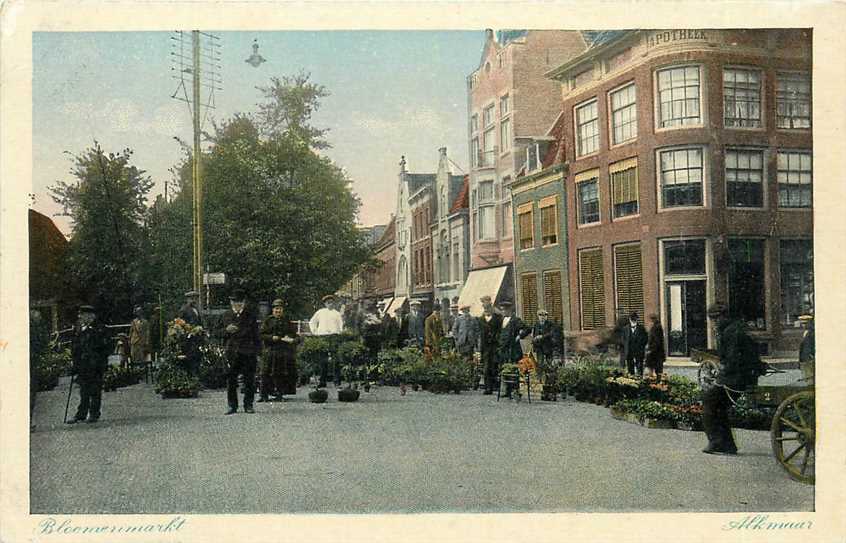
151,74,373,319
49,143,154,322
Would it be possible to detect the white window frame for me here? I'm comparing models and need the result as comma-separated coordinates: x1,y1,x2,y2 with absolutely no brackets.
574,98,600,158
577,176,601,227
500,117,512,153
776,71,811,130
608,81,637,146
725,147,767,210
477,179,496,240
483,103,495,128
723,66,765,130
655,145,708,211
776,149,813,209
654,64,705,131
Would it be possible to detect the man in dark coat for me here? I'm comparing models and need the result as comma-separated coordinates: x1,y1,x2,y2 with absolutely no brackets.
259,299,298,401
67,305,111,424
359,299,384,362
645,314,666,379
531,309,560,367
702,303,766,455
381,306,400,349
621,312,648,377
178,291,204,375
478,303,503,395
221,289,261,414
406,300,426,348
497,301,528,398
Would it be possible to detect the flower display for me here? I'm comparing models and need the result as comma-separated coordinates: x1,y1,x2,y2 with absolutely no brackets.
517,355,536,375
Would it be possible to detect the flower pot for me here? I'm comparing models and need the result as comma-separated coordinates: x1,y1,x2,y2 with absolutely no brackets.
363,384,371,392
338,388,360,402
411,384,419,391
642,417,675,429
308,389,329,403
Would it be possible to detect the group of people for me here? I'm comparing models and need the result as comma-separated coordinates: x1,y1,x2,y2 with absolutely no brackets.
615,311,666,379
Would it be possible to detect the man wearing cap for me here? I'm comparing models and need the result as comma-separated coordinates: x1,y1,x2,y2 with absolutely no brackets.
359,299,384,364
480,295,496,315
424,301,444,357
178,291,204,375
406,300,426,349
701,302,766,455
221,289,261,414
497,301,529,398
259,299,298,402
67,305,111,424
129,305,150,368
478,302,503,394
621,312,648,377
179,291,202,326
381,304,400,349
531,309,560,368
309,294,344,386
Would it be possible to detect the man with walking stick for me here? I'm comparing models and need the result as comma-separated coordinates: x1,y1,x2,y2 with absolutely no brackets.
66,305,111,424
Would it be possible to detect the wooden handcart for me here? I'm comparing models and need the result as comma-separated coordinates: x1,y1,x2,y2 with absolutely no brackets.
693,349,815,485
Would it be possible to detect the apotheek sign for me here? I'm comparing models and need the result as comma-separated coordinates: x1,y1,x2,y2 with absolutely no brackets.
645,30,709,49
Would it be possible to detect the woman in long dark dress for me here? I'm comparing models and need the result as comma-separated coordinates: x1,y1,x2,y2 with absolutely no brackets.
645,314,666,379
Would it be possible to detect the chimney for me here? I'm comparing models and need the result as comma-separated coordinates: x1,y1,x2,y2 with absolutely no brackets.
399,155,407,173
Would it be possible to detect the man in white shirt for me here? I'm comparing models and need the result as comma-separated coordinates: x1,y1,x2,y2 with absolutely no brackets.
309,294,344,386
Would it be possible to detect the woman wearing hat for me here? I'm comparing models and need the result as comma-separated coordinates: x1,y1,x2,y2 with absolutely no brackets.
259,299,299,401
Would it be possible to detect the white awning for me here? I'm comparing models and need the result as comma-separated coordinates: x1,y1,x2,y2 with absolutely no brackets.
457,266,510,317
386,296,407,317
379,297,394,317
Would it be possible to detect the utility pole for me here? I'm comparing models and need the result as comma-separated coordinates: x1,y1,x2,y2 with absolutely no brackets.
170,30,221,313
192,30,203,310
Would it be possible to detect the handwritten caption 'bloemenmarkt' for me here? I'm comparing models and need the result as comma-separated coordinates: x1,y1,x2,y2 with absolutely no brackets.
38,516,186,536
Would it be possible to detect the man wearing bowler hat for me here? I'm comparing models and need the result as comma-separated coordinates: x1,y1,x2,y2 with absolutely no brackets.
221,288,261,414
497,301,529,398
67,305,111,424
701,302,766,455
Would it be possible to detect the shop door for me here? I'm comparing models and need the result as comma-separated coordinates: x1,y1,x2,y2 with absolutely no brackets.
666,280,707,356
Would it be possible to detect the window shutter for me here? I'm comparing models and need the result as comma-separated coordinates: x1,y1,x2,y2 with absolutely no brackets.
543,270,564,325
579,248,606,330
614,243,644,319
521,273,538,324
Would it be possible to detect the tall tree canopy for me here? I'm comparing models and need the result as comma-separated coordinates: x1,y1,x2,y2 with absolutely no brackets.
49,143,154,322
152,73,372,318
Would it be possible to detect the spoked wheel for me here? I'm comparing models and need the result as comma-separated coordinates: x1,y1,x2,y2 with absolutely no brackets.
697,360,720,391
771,390,815,484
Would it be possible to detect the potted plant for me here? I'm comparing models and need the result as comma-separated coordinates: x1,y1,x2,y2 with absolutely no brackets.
155,362,200,398
337,363,361,402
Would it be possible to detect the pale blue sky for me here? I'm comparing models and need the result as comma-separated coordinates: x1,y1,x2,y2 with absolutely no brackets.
33,31,483,234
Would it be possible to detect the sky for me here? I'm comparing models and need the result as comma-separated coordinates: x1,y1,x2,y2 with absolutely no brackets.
32,31,483,235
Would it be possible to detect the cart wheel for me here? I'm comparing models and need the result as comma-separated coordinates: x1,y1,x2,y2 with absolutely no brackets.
697,360,719,390
771,390,815,484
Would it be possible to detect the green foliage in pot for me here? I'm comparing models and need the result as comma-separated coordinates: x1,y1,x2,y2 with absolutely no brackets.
198,342,229,389
425,351,474,393
666,374,702,405
308,388,329,403
155,362,200,398
34,346,72,391
103,365,143,391
298,335,331,382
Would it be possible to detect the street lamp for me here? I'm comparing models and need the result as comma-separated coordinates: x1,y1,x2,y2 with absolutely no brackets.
245,39,266,68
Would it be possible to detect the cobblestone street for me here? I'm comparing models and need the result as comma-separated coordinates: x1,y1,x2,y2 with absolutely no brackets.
30,368,813,514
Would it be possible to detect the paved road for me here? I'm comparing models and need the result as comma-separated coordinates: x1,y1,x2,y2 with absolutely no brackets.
30,375,813,514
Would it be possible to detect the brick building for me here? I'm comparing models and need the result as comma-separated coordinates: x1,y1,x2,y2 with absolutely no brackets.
372,217,396,309
409,170,435,310
546,29,813,356
463,29,587,312
431,148,471,310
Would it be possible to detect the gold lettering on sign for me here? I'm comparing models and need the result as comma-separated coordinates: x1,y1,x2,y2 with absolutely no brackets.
646,30,708,49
